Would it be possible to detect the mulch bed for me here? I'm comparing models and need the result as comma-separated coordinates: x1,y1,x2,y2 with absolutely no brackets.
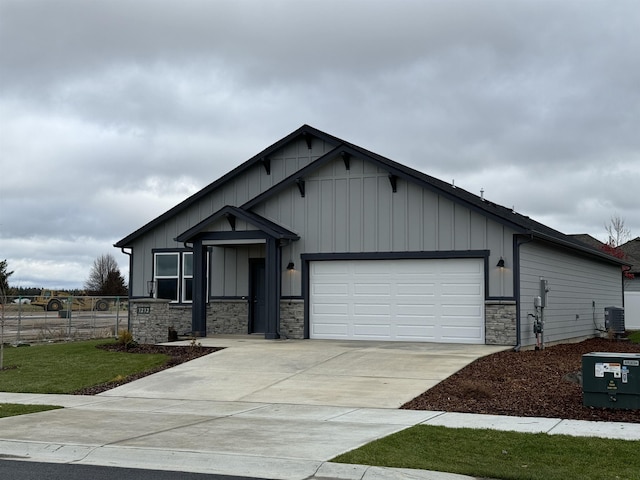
402,337,640,423
73,344,222,395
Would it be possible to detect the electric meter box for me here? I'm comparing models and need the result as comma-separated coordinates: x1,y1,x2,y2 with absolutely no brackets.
582,352,640,409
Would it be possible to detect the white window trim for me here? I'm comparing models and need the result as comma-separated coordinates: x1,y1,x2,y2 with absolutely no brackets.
182,252,193,304
154,252,180,302
153,250,209,304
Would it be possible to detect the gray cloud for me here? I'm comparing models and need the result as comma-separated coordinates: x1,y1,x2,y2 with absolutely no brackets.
1,0,639,288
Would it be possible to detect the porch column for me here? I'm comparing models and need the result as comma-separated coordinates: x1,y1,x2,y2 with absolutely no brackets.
192,239,207,336
264,236,281,339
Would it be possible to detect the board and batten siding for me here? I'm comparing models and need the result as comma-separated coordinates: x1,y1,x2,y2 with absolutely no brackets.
128,137,333,296
519,241,622,347
251,155,516,298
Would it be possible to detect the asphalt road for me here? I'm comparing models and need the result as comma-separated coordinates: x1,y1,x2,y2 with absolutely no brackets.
0,460,267,480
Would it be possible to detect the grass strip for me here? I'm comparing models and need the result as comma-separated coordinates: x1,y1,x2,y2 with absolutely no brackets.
0,339,168,394
332,425,640,480
0,403,62,418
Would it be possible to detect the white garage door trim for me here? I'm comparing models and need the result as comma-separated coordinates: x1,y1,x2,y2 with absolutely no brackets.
309,258,485,343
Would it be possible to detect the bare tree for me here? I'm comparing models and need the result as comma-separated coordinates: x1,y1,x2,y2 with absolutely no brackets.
85,254,126,295
605,214,631,247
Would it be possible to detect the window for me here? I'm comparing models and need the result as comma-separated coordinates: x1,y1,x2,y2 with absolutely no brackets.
153,251,198,303
154,253,179,302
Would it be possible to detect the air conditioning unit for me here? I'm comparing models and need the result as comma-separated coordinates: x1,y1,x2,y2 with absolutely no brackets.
604,306,625,335
583,352,640,409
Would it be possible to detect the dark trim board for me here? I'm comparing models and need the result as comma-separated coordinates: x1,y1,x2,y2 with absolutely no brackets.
301,250,489,262
301,250,491,340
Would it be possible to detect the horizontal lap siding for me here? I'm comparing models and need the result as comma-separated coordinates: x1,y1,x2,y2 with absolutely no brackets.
519,242,622,346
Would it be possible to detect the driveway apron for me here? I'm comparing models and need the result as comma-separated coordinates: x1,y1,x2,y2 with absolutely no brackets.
100,337,507,408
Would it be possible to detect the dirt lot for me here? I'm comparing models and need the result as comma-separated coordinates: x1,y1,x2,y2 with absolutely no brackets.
77,338,640,423
402,337,640,424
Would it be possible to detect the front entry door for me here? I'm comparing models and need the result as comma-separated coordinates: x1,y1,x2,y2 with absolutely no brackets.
249,259,266,334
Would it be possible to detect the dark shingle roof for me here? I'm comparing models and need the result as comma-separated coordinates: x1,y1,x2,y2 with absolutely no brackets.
620,237,640,273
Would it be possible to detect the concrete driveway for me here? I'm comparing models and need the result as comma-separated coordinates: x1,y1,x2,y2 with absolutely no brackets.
101,336,508,408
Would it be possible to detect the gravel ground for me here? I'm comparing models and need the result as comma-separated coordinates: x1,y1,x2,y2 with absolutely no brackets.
75,338,640,423
402,337,640,423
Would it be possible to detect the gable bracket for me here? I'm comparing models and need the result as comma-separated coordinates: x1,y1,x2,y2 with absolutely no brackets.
341,151,351,170
261,157,271,175
388,174,398,193
296,178,306,198
224,213,236,231
302,132,313,150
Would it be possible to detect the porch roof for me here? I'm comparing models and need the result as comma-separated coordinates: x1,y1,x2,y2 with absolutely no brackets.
175,205,300,243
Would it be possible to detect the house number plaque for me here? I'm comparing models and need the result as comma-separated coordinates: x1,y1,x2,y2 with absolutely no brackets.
137,306,151,315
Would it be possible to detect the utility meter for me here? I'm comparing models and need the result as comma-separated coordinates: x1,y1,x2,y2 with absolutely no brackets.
539,279,549,307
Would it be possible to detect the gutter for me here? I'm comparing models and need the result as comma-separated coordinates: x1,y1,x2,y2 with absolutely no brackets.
513,233,534,352
119,247,133,331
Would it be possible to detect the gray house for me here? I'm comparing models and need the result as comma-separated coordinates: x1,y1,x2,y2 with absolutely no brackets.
115,125,625,347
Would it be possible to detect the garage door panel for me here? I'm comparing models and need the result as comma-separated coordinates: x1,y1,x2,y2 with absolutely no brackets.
441,283,483,296
442,304,483,317
312,303,349,315
313,323,349,336
396,305,436,315
312,283,349,296
354,304,391,315
440,327,481,343
309,259,484,343
354,283,391,295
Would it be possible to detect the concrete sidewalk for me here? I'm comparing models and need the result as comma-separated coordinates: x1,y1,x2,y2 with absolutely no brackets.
1,392,639,479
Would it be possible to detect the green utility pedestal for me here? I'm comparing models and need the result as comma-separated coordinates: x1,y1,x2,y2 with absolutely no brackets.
582,352,640,409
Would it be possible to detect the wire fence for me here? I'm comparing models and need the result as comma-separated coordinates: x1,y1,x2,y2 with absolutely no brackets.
0,295,128,344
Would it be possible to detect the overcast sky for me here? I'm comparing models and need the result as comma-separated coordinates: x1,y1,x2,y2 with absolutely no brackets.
1,0,639,290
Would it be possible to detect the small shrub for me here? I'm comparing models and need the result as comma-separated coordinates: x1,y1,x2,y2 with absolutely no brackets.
117,330,137,349
189,336,202,349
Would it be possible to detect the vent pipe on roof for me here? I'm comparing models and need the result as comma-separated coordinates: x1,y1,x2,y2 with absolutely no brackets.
480,188,484,201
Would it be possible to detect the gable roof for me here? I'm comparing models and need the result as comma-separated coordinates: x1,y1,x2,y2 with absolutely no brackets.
620,237,640,273
175,205,299,243
115,125,341,248
114,125,626,267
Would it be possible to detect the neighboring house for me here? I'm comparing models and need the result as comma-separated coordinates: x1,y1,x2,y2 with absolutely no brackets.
619,237,640,292
115,125,626,347
620,237,640,329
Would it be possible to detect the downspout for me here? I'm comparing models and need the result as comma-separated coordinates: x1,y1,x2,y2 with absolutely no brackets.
120,247,133,331
513,233,534,352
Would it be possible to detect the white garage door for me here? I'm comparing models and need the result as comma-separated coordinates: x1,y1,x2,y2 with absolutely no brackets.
309,258,484,343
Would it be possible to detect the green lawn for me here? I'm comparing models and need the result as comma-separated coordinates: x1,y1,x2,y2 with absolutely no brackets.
0,403,62,418
0,339,168,394
333,424,640,480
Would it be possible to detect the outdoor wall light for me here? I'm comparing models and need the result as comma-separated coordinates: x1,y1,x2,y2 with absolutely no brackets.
496,257,505,268
286,261,295,270
147,280,156,298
